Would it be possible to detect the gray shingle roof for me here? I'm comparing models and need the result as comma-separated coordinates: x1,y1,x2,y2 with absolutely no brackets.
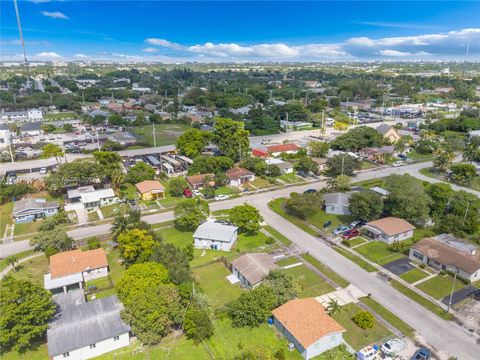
376,123,393,135
47,295,130,356
13,198,59,216
322,192,352,207
231,253,278,285
193,221,238,243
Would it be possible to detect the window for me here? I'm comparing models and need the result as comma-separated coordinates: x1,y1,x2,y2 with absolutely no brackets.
89,343,96,349
113,336,120,341
412,250,424,261
63,353,70,358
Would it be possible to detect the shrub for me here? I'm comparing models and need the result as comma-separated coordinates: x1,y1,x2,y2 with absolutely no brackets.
265,237,275,245
352,310,375,329
342,239,352,247
87,237,101,250
419,263,427,269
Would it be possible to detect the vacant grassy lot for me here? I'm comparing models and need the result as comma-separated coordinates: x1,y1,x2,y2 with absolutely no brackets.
416,275,465,300
399,268,430,284
132,123,191,146
354,241,405,265
119,183,138,200
233,231,275,252
250,177,275,189
214,186,239,196
333,247,377,272
0,202,13,237
278,171,303,184
307,210,354,234
282,264,335,297
13,220,43,236
331,303,392,350
407,149,434,162
101,203,128,218
412,228,436,242
10,254,49,286
262,225,292,246
155,227,193,249
301,254,350,288
269,198,318,236
193,262,243,309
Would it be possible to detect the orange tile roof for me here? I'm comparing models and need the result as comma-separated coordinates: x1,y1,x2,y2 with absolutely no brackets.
50,248,108,279
186,173,215,186
135,180,165,194
272,298,345,348
252,148,268,158
365,217,415,236
266,143,299,153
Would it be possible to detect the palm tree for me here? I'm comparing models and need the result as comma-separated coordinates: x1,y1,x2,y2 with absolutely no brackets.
7,255,19,272
326,299,342,315
433,148,454,173
463,143,478,164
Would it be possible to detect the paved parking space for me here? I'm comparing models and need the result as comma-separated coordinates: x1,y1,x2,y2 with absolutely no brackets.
441,286,480,306
382,257,414,276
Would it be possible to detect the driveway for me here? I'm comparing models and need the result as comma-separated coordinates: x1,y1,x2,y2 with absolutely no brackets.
383,258,414,276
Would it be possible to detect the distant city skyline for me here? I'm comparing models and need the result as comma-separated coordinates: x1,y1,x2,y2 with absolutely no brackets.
1,1,480,62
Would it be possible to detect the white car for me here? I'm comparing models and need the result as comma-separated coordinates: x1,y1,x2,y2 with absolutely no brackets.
392,161,405,167
192,189,202,197
39,167,48,175
214,194,230,201
381,338,406,356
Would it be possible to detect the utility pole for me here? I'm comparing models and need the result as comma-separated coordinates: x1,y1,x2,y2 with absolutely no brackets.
96,129,100,150
341,155,345,176
152,122,157,148
463,201,471,224
447,270,458,313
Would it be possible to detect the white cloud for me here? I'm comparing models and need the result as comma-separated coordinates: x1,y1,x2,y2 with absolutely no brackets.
377,50,431,57
143,47,159,53
145,38,182,49
73,53,88,58
36,51,62,59
40,11,69,20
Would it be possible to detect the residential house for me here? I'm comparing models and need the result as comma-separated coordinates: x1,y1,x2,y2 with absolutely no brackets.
359,146,395,163
272,298,346,359
265,158,294,174
230,253,278,288
0,108,43,122
20,121,43,137
0,129,10,149
363,217,415,244
410,234,480,282
44,248,109,294
193,221,238,251
12,198,59,223
67,186,118,210
226,167,255,187
252,148,269,158
280,121,314,131
376,124,401,143
186,173,215,190
370,186,390,197
322,192,352,216
135,180,165,200
312,157,328,172
266,143,300,157
47,291,130,360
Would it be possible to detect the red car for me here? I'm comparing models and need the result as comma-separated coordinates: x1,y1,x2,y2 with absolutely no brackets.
342,229,359,239
183,188,193,198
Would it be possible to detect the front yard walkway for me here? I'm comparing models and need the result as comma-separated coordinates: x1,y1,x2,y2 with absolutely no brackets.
315,284,366,307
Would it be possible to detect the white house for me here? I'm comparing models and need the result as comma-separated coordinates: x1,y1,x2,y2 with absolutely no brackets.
48,292,130,360
0,129,10,149
363,217,415,244
44,248,109,294
266,143,300,157
12,198,59,223
67,185,118,210
0,108,43,122
272,298,346,359
410,235,480,282
322,192,352,216
230,253,278,288
265,158,294,174
226,167,255,188
193,221,238,251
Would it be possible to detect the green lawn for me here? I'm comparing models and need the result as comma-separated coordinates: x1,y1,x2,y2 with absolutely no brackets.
44,112,76,120
1,343,48,360
158,195,187,208
333,247,377,272
301,254,350,288
276,257,301,267
347,237,367,247
268,198,318,236
155,227,193,249
278,171,303,184
412,228,436,242
233,231,275,252
416,275,465,300
359,297,415,338
10,254,49,286
282,264,335,297
0,249,35,271
190,249,233,268
132,123,192,147
407,149,434,162
0,202,13,237
331,303,392,351
13,220,43,236
86,276,112,291
307,210,354,234
360,161,377,170
214,186,239,196
250,177,275,189
105,247,125,285
101,203,128,218
88,211,100,222
390,280,453,320
352,178,385,189
119,183,138,200
193,262,243,309
399,268,430,284
262,225,292,246
354,241,405,265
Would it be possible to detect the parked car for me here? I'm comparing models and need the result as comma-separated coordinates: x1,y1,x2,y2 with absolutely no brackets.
349,220,363,228
323,220,332,228
381,338,406,356
411,348,430,360
397,154,408,160
303,189,317,194
332,225,350,235
392,161,405,167
183,188,193,198
6,173,17,184
214,194,230,201
342,229,359,239
39,167,48,175
192,189,202,197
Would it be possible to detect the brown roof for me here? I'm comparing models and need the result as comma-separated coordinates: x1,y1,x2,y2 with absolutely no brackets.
272,298,345,348
231,253,278,285
50,248,108,279
135,180,165,194
186,173,214,186
365,217,415,236
226,167,254,180
266,143,300,153
412,238,480,274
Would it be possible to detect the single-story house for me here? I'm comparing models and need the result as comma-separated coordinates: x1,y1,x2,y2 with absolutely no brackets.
44,248,108,294
363,217,415,244
20,121,43,137
226,167,255,187
266,143,300,157
265,158,294,174
410,235,480,282
376,124,401,143
322,192,352,216
135,180,165,200
312,157,328,171
252,148,268,158
186,173,215,190
47,292,130,360
230,253,278,288
370,186,390,197
358,146,394,162
67,185,118,210
193,221,238,251
12,198,59,223
272,298,346,359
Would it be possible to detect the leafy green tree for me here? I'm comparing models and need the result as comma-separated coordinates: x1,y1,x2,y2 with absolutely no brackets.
189,155,234,176
0,277,56,353
433,148,454,173
330,174,352,191
294,155,319,175
426,183,453,218
450,163,477,185
117,229,157,266
284,192,323,219
174,198,210,232
213,117,250,161
262,271,298,307
30,228,73,253
101,140,123,151
266,164,281,177
92,150,122,181
463,142,480,164
331,126,383,151
38,212,68,231
308,141,330,158
176,128,211,158
151,243,192,284
184,305,214,344
349,191,384,221
126,162,156,184
111,209,151,241
41,123,56,134
63,123,73,132
41,143,64,163
352,310,375,329
326,154,361,176
229,204,263,235
87,237,101,250
445,191,480,235
46,160,99,193
6,256,19,272
168,177,189,197
226,286,277,327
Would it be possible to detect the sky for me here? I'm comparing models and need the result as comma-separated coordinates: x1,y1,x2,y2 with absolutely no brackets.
1,0,480,62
